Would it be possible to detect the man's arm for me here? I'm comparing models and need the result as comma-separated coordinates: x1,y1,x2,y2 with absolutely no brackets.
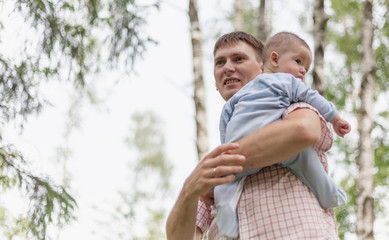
232,108,322,170
166,188,199,240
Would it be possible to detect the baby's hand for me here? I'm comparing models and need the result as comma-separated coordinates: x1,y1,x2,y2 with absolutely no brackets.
331,115,351,138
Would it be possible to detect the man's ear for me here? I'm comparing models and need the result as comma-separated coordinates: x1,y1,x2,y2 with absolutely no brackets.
259,61,264,73
270,51,279,67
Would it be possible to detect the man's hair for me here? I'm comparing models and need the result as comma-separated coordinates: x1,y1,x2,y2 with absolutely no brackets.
213,31,264,61
262,31,311,64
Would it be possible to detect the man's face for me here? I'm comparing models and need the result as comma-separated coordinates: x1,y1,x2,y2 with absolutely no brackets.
214,42,263,101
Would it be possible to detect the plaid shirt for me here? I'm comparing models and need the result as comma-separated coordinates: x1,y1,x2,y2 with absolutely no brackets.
196,103,339,240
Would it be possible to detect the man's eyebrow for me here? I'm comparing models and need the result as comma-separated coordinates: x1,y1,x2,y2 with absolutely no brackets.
214,56,225,62
214,52,249,61
232,51,248,56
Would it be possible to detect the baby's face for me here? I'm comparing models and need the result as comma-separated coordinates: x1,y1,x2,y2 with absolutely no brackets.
277,44,312,82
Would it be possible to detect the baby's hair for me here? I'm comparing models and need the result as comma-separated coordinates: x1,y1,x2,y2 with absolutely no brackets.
263,31,311,64
214,31,264,62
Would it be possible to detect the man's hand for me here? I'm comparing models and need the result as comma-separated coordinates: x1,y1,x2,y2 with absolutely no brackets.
183,143,246,200
166,143,245,240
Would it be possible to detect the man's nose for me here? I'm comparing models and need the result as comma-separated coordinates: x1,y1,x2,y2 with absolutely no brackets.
224,60,236,73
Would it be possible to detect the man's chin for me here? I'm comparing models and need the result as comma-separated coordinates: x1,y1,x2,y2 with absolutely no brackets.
222,90,239,101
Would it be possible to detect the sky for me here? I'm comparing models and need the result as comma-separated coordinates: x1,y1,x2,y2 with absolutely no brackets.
1,0,388,239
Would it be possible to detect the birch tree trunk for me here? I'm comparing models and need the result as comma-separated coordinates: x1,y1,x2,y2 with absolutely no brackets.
189,0,208,160
312,0,327,95
258,0,269,41
233,0,245,31
356,0,375,239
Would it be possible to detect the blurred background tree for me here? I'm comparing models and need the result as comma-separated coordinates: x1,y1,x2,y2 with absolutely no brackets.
95,111,172,240
0,0,159,239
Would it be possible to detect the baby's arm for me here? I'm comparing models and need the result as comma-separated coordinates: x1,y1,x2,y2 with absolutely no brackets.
330,114,351,138
280,75,350,137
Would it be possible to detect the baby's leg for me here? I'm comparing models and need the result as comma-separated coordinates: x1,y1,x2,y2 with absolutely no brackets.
214,168,261,238
280,147,347,209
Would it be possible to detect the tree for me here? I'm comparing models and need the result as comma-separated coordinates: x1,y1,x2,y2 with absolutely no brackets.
327,0,389,238
356,0,375,238
231,0,271,41
312,0,327,95
189,0,208,160
0,0,159,239
257,0,270,41
98,111,172,240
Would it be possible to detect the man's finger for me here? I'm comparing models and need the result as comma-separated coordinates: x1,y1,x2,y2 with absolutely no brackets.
204,143,239,159
212,166,243,178
215,154,246,167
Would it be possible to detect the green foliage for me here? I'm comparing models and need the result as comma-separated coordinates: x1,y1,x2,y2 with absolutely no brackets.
228,0,260,37
327,0,389,238
375,1,389,90
331,137,358,239
99,111,172,239
335,197,356,239
0,0,158,123
327,0,363,71
0,0,159,238
0,206,31,240
324,63,354,107
0,144,77,240
0,56,47,123
128,112,172,191
374,122,389,187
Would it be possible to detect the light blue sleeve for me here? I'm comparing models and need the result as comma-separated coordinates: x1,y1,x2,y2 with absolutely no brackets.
220,75,286,144
270,73,338,122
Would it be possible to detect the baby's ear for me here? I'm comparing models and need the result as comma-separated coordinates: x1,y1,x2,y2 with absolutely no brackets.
270,51,279,67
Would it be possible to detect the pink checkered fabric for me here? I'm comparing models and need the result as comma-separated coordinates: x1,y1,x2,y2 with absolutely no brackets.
196,103,339,240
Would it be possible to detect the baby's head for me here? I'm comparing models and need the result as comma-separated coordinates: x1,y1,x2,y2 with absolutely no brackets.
262,32,312,82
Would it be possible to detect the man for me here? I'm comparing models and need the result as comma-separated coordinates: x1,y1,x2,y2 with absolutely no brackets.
166,31,339,239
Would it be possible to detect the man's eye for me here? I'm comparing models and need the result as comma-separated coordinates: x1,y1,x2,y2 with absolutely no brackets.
215,60,224,66
235,56,244,62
